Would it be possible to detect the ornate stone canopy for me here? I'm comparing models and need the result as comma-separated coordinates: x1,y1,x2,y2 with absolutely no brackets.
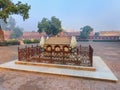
45,37,71,45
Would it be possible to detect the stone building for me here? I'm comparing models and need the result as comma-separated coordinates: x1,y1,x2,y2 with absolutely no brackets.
0,30,12,41
99,31,120,36
0,30,4,41
20,32,46,40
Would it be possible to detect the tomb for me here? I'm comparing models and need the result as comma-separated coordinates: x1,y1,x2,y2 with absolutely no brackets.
17,36,93,67
0,36,118,82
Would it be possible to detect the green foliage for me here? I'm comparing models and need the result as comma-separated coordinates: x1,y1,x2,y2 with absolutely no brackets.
38,16,62,36
0,0,30,29
0,25,1,30
23,39,39,44
0,40,20,46
10,27,23,38
80,25,93,39
94,32,99,36
0,0,31,22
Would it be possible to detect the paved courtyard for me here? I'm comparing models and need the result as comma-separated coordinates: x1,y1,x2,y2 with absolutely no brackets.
0,42,120,90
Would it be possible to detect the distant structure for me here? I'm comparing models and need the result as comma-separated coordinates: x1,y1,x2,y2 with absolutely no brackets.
58,31,80,37
3,30,11,40
89,31,120,41
20,32,46,40
0,30,12,41
66,31,80,37
0,31,46,40
58,31,68,37
89,31,94,36
1,30,120,41
99,31,120,36
0,30,4,41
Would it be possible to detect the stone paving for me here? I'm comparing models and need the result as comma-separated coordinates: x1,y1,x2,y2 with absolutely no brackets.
0,42,120,90
0,56,118,82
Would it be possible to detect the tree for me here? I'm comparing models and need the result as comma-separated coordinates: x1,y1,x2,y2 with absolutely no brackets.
0,16,16,30
10,27,23,38
7,16,16,30
38,18,49,33
80,25,93,39
0,19,7,30
0,16,24,39
38,16,62,36
94,32,99,36
0,0,31,29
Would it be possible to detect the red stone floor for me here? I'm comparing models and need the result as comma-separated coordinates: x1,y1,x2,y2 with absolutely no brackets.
0,42,120,90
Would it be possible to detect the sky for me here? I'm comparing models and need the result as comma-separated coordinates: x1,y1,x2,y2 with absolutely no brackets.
12,0,120,32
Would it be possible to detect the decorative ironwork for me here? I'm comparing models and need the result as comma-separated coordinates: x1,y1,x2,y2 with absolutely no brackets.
18,45,93,67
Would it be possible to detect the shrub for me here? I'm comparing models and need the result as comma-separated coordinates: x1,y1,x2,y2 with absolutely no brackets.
0,40,20,46
23,39,39,44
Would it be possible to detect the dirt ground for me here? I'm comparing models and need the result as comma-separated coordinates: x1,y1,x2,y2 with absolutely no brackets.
0,42,120,90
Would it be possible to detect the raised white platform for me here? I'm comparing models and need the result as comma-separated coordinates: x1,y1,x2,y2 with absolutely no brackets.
15,61,96,71
0,56,118,82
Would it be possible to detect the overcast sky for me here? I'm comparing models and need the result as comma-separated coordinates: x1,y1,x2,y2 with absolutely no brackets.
12,0,120,32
